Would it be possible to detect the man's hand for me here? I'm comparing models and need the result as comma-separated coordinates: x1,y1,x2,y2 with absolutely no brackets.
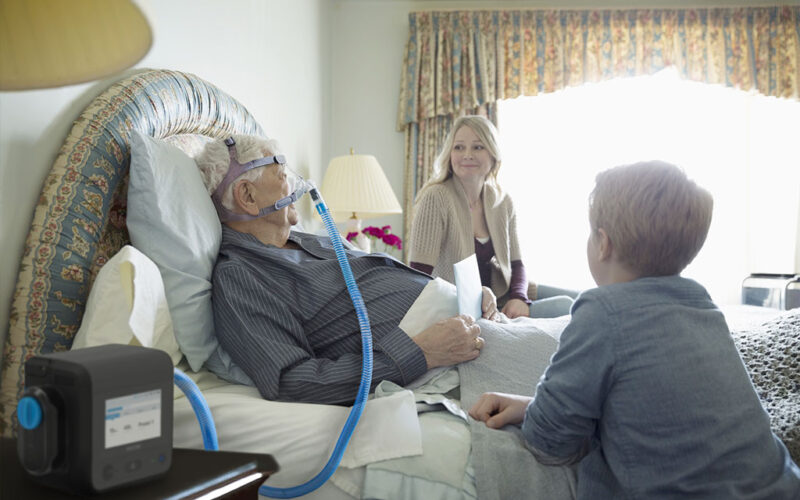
481,286,500,321
413,315,483,369
469,392,533,429
501,298,529,318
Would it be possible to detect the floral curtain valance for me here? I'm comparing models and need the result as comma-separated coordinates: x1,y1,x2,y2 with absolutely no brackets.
397,6,800,130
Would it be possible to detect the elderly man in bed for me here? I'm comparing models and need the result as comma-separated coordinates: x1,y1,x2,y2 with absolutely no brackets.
196,135,499,405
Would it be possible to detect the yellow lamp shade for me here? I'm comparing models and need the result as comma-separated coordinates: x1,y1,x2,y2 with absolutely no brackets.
0,0,152,91
321,151,402,223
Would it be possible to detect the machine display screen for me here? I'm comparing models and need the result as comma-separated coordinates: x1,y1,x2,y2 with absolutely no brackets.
104,389,161,449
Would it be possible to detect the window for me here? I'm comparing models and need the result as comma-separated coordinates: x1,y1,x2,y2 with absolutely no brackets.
498,68,800,305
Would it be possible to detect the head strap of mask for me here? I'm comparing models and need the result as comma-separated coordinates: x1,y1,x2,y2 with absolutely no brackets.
211,137,305,222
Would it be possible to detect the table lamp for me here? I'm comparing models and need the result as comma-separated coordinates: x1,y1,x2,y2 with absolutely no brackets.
0,0,152,90
320,149,402,252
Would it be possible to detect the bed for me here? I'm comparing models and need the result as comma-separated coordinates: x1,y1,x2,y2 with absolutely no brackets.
1,69,798,500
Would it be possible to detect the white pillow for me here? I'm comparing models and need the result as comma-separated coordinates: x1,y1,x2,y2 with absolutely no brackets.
127,130,222,371
72,245,182,364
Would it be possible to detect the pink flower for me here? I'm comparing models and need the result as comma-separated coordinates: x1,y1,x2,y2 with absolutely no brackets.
382,234,402,249
363,226,384,238
346,231,359,242
361,225,403,253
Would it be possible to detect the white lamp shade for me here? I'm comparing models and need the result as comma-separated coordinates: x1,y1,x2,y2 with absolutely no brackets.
320,153,402,223
0,0,152,91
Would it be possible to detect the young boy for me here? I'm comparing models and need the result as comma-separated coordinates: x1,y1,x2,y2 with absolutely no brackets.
469,161,800,498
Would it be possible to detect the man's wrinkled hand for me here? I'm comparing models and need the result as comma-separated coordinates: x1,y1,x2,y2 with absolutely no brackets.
413,315,484,369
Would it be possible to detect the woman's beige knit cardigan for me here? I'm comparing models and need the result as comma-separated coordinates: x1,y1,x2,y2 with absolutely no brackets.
408,177,534,302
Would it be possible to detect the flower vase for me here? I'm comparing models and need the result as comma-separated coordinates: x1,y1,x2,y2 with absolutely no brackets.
346,217,371,253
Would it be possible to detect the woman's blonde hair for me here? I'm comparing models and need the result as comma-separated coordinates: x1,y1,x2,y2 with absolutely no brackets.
589,160,714,277
196,134,282,210
418,115,502,197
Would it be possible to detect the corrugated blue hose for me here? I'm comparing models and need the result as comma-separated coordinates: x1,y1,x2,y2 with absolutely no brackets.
172,367,218,451
172,184,373,499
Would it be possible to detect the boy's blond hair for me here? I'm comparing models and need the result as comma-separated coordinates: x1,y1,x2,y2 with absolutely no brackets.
589,161,713,277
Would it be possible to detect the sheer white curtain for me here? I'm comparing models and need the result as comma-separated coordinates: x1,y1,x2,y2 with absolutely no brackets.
498,68,800,305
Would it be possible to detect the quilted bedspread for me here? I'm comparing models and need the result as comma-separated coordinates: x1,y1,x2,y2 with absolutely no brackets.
731,308,800,462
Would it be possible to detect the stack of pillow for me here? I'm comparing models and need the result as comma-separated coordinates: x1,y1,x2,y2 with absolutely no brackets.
74,130,252,385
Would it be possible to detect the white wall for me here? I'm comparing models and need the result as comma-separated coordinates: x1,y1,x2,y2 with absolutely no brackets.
327,1,413,240
0,0,330,363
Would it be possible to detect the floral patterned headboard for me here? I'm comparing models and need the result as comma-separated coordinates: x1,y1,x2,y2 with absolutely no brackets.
0,69,263,436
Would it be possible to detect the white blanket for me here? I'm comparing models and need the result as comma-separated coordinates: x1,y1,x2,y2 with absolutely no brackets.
359,317,578,500
172,377,422,495
459,318,577,500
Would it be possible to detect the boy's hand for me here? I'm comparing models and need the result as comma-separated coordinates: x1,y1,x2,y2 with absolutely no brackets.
469,392,533,429
502,298,529,318
481,286,500,321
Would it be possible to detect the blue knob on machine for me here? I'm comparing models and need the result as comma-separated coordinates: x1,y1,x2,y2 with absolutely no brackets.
17,396,43,430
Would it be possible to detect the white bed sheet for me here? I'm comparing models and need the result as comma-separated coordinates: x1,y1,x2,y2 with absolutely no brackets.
172,363,425,498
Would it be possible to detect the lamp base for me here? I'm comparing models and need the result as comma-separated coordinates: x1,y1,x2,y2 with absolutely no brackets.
346,217,371,253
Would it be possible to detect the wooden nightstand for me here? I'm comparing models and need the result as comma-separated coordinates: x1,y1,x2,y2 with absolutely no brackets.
0,437,278,499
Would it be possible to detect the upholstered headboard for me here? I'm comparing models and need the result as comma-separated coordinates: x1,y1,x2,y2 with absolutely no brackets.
0,69,264,436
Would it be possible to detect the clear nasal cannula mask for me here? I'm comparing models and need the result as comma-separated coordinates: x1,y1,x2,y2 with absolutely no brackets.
176,137,373,498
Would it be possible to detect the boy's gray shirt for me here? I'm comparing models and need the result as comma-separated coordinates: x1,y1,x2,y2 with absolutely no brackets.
523,275,800,499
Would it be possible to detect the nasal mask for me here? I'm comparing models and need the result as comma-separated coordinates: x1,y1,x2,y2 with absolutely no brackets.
210,137,311,222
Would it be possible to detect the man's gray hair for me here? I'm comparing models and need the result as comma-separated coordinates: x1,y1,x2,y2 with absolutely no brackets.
196,134,282,210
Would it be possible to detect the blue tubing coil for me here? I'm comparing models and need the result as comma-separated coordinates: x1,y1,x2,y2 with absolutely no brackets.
173,368,219,452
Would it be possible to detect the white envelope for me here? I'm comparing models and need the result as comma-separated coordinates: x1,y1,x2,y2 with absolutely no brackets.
453,254,483,320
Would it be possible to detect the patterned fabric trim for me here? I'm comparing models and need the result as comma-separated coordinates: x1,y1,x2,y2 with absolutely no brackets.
1,69,263,436
398,7,800,130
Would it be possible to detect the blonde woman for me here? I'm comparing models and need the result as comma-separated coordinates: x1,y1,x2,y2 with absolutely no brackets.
408,116,574,318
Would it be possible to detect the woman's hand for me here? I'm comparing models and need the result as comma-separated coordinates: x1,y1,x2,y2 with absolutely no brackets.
501,298,529,318
469,392,533,429
481,286,500,321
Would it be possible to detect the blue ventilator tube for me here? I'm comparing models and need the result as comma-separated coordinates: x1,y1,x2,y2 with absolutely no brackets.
172,368,218,452
172,182,374,499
